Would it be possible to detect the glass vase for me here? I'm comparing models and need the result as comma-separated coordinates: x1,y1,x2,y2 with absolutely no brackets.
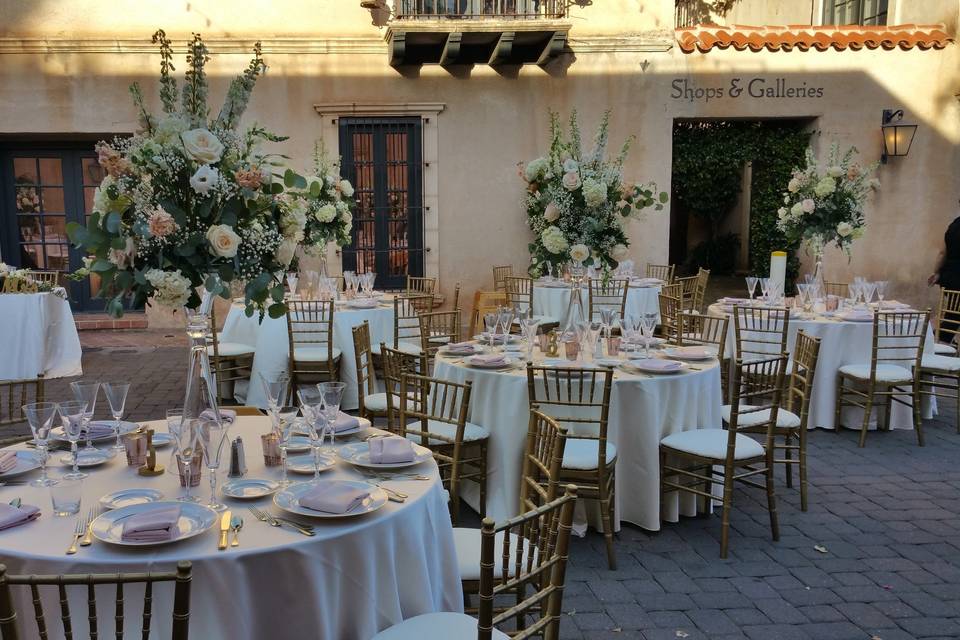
810,242,826,296
181,287,222,425
560,261,587,341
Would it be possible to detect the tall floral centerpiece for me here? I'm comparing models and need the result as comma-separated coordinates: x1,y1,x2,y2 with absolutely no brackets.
777,142,880,284
521,110,668,277
66,30,295,422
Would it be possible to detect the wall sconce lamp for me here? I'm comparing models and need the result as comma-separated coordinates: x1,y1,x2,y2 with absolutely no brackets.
881,109,917,164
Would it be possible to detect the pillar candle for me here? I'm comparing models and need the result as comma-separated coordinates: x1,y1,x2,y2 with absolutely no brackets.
769,251,787,300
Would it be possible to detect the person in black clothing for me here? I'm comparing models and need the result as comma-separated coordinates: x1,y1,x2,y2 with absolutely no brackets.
929,212,960,342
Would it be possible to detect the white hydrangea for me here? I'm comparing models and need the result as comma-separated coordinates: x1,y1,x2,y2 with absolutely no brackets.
339,180,354,198
525,157,549,182
153,115,190,145
145,268,192,308
813,176,836,197
581,178,607,207
562,158,579,173
92,175,116,214
836,222,854,237
827,165,844,178
540,226,568,254
315,204,337,223
280,206,307,238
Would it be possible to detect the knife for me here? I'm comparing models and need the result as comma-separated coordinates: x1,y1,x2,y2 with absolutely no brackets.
218,510,232,551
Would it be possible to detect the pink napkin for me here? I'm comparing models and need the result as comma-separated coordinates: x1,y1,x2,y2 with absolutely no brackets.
446,341,476,354
120,505,181,543
299,482,370,514
719,297,750,304
350,299,378,308
199,409,237,424
634,358,683,372
82,421,116,438
0,503,40,531
0,452,18,473
369,436,415,464
471,354,508,367
332,412,360,433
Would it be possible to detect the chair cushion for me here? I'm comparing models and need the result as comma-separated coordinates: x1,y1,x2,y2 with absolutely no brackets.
721,405,801,429
206,341,255,358
292,346,342,362
452,527,535,582
660,428,764,461
362,392,389,412
371,612,509,640
838,363,913,383
934,342,957,356
921,354,960,373
562,438,617,470
372,341,423,357
405,419,489,444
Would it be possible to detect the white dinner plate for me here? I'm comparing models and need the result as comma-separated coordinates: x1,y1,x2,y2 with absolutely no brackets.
337,441,433,470
441,344,484,356
662,347,716,361
144,432,173,448
221,478,281,499
273,481,388,519
59,449,116,467
464,355,517,370
286,454,336,475
51,421,140,443
99,488,165,510
839,313,875,323
0,451,40,479
283,436,313,452
621,359,687,375
90,501,218,547
593,358,624,367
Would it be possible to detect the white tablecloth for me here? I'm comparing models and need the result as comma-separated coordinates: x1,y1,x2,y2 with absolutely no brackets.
533,283,661,326
0,291,82,380
220,300,394,410
433,352,721,531
0,416,461,640
707,303,936,430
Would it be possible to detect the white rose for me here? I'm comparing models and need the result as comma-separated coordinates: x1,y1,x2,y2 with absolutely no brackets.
276,237,298,267
801,198,816,213
189,165,220,196
205,224,241,258
787,178,801,193
315,204,337,223
827,165,844,178
561,171,581,191
611,244,629,261
562,158,579,173
180,128,225,164
836,222,854,238
544,202,560,222
339,179,354,198
790,202,803,216
569,243,590,263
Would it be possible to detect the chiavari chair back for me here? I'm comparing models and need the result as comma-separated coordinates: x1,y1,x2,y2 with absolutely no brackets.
504,276,534,316
732,305,790,363
694,267,710,312
678,312,728,355
587,278,628,322
492,266,513,292
285,300,339,394
934,288,960,349
658,293,682,342
0,377,44,427
519,409,568,514
471,291,508,337
419,310,462,359
380,344,428,433
452,282,461,313
781,330,822,511
646,263,675,283
676,274,700,312
406,276,436,297
23,270,59,287
206,303,254,406
392,294,433,353
353,322,387,421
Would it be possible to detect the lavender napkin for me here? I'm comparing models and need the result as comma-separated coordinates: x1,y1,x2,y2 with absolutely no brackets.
82,421,117,438
0,503,40,531
446,341,476,354
199,409,237,424
633,358,683,372
0,451,17,473
369,436,415,464
299,482,370,514
471,354,508,367
332,412,361,433
120,505,181,543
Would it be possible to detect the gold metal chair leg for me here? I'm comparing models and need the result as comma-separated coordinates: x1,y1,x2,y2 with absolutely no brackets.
719,475,734,559
784,434,794,489
765,457,780,542
599,474,617,570
834,379,844,434
858,390,874,448
913,386,925,447
799,426,809,512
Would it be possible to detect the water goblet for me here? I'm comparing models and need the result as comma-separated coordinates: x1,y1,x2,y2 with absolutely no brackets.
69,381,100,452
483,312,499,350
57,400,88,481
875,280,889,308
274,406,300,487
297,387,327,482
175,418,201,503
259,372,290,428
758,278,770,303
101,382,130,454
22,402,58,487
862,281,877,305
318,382,347,453
642,312,659,358
200,418,230,511
286,271,299,297
746,276,758,301
498,306,515,339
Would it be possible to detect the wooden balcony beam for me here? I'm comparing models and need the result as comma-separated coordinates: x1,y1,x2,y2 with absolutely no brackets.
439,32,463,66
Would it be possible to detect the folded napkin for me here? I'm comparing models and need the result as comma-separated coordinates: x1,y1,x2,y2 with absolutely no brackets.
445,341,476,354
634,358,683,372
299,482,370,514
719,297,750,304
332,412,361,433
0,503,40,531
0,451,18,473
369,436,415,464
82,421,116,438
470,354,508,366
199,409,237,425
120,505,181,543
672,346,711,358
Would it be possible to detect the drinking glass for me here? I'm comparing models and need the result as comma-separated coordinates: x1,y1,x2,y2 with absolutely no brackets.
483,312,499,350
259,372,290,428
69,381,100,452
318,382,347,453
274,406,300,487
343,270,355,297
545,262,554,281
862,281,877,305
519,314,539,362
599,309,616,341
584,322,602,361
642,312,659,358
848,283,862,306
621,314,640,351
286,271,299,297
57,400,88,481
746,276,758,301
875,280,889,308
200,418,230,510
165,408,184,476
498,306,515,339
175,418,201,503
49,477,82,517
22,402,58,487
759,278,770,302
102,382,130,454
297,387,327,482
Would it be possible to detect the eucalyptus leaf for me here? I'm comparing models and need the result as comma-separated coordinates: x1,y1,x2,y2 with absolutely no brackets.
267,302,287,319
104,211,122,234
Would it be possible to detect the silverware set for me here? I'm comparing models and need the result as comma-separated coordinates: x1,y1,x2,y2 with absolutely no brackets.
247,506,314,537
79,505,102,547
66,513,90,555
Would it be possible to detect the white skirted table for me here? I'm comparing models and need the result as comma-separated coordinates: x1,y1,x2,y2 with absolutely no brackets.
533,280,662,327
433,349,722,532
0,290,82,380
219,298,395,410
707,301,936,430
0,416,461,640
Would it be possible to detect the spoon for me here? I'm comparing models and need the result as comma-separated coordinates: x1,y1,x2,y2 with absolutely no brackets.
230,515,243,547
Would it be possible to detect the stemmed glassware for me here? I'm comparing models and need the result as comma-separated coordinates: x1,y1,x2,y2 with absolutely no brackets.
746,276,758,302
57,400,88,481
519,311,539,362
174,418,201,503
102,382,130,454
545,262,554,281
758,278,771,304
274,406,300,487
22,402,58,487
641,312,659,358
286,271,299,297
318,382,347,454
69,381,100,452
165,408,183,476
343,270,356,297
483,312,499,350
260,372,290,429
498,306,515,341
297,387,327,482
200,418,230,511
862,281,877,306
875,280,889,308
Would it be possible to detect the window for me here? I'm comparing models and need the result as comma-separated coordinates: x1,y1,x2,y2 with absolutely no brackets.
824,0,888,26
338,118,425,290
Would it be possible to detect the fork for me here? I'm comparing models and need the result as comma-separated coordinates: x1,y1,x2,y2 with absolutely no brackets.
66,516,87,555
79,505,101,546
248,507,315,537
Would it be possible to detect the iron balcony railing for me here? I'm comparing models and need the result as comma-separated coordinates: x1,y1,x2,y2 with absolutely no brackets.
394,0,568,20
674,0,705,29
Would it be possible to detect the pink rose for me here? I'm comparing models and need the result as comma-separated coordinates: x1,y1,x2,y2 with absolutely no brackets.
561,171,581,191
801,199,816,214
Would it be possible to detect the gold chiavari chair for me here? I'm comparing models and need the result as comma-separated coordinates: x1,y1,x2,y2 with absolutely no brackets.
823,281,849,298
661,354,788,558
526,364,617,569
374,295,433,358
452,282,461,313
353,322,388,422
694,267,710,313
932,288,960,355
836,310,930,447
285,300,340,398
419,310,462,360
492,265,513,292
676,274,700,312
587,278,628,322
399,373,488,522
380,344,429,433
657,293,682,342
679,311,730,396
504,276,561,330
646,263,675,283
732,305,790,363
406,276,437,297
660,282,682,301
206,303,255,406
470,291,508,337
0,561,193,640
0,377,44,428
371,486,578,640
458,408,568,605
920,290,960,433
23,270,59,287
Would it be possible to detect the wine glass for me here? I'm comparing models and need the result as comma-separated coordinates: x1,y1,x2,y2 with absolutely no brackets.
297,387,327,482
57,400,88,481
875,280,889,308
483,312,499,350
175,418,201,503
259,372,290,427
200,418,230,511
862,281,877,306
102,382,130,454
498,306,515,339
642,312,659,358
286,271,299,297
599,309,616,341
165,408,183,476
848,283,862,307
746,276,758,301
69,381,100,452
758,278,770,303
318,382,347,454
22,402,58,487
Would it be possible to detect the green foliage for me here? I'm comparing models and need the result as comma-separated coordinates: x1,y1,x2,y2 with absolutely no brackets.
151,29,177,114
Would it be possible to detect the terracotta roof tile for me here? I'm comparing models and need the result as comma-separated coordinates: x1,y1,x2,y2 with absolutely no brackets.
676,24,953,53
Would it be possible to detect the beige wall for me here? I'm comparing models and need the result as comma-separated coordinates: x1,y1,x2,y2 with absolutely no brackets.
0,0,957,313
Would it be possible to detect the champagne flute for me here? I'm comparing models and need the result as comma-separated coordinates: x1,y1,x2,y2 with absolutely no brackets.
298,387,327,482
286,271,299,297
102,382,130,454
318,382,347,454
746,276,758,302
69,381,100,452
57,400,88,481
875,280,889,308
200,418,230,511
175,418,201,503
22,402,58,487
275,406,300,487
758,278,770,303
259,372,290,428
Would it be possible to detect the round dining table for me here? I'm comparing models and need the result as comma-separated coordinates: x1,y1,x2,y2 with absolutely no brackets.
433,346,722,532
533,279,662,327
0,416,461,640
0,289,82,380
219,296,395,410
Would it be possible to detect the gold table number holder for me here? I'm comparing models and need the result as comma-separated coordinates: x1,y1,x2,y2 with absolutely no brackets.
546,330,560,357
138,428,165,476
